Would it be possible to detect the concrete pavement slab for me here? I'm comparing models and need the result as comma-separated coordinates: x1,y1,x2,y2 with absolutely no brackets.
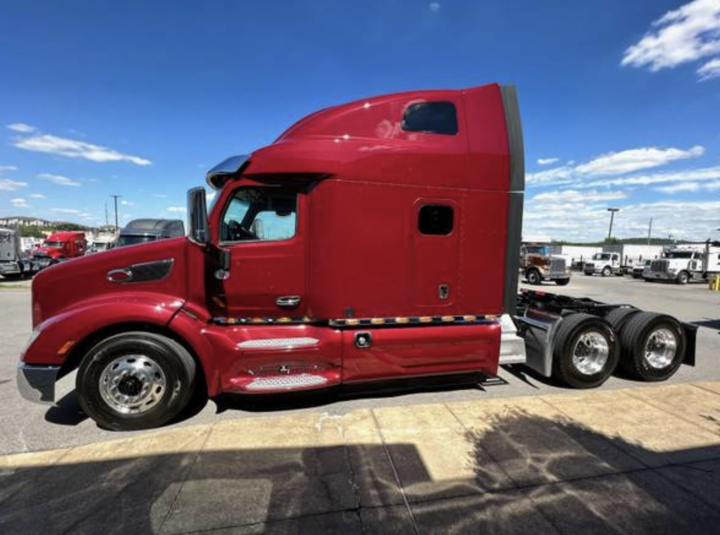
446,396,643,486
627,383,720,434
542,389,720,467
372,403,514,501
530,470,720,535
694,380,720,397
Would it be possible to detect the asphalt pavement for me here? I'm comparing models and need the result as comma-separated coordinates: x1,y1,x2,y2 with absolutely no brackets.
0,274,718,456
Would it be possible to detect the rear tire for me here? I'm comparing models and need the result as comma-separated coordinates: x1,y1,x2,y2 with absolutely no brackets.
552,313,619,389
604,307,640,333
618,312,685,382
526,270,542,285
77,331,196,431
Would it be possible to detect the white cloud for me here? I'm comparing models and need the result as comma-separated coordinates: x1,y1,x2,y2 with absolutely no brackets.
527,164,576,186
0,178,27,191
50,208,81,214
621,0,720,79
657,178,720,193
524,197,720,242
698,56,720,79
29,193,47,199
207,191,217,202
10,198,29,208
38,173,82,187
6,123,36,133
575,146,704,176
531,189,628,204
120,200,135,206
0,165,19,173
167,206,187,213
429,2,441,12
152,193,167,198
13,131,151,166
583,165,720,188
537,157,559,166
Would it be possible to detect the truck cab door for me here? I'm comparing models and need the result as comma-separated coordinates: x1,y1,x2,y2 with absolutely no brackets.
214,183,308,320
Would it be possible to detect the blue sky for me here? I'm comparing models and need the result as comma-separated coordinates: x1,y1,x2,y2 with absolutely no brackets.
1,0,719,241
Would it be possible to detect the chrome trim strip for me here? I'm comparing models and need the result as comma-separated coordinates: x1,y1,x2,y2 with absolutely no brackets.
17,363,60,405
238,337,320,349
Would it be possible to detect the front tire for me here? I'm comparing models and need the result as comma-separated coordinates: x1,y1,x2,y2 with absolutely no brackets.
526,269,542,285
555,278,570,286
601,266,612,277
552,313,619,389
77,332,196,431
676,271,689,285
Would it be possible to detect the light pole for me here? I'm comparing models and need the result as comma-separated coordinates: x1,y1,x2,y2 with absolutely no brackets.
607,208,619,240
110,195,122,230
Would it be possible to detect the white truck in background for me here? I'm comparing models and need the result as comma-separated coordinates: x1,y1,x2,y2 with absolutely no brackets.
644,242,720,284
584,244,663,277
0,228,39,280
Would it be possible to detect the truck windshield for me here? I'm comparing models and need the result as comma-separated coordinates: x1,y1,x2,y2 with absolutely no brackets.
665,251,694,259
593,253,611,260
116,235,157,247
526,246,550,255
44,241,63,248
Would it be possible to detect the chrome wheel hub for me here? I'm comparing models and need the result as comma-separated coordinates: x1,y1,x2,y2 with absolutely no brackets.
572,331,610,375
644,328,677,369
99,355,167,414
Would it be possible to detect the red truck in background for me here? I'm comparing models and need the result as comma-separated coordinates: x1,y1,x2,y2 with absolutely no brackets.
17,84,697,431
31,231,87,268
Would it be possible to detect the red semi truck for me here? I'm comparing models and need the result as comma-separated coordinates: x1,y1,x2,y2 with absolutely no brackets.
31,231,87,268
17,84,696,430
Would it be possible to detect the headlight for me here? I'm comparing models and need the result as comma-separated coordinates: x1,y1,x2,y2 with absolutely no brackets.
667,268,677,274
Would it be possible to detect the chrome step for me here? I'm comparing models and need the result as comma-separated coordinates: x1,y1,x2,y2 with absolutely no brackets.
499,314,527,365
245,374,329,391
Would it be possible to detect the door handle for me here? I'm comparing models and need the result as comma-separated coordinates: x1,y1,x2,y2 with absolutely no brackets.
276,296,301,308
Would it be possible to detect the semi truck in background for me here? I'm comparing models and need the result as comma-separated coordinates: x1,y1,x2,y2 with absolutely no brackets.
583,244,663,277
114,219,185,248
17,84,697,431
88,229,119,254
0,227,39,279
519,242,570,285
645,242,720,284
30,231,87,268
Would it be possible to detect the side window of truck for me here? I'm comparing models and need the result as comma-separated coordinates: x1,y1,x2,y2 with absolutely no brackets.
418,204,453,235
402,101,458,135
220,187,298,243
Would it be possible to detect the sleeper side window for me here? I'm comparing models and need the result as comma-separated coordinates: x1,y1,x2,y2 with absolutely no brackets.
221,187,298,243
419,204,453,235
402,101,458,135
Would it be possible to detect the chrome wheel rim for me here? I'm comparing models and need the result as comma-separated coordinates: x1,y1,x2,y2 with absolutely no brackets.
572,330,610,375
99,355,167,414
644,328,677,369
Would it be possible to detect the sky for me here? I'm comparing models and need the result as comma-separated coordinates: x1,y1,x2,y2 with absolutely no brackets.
1,0,719,242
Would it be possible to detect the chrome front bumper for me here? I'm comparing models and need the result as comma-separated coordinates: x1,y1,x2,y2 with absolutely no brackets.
17,363,60,404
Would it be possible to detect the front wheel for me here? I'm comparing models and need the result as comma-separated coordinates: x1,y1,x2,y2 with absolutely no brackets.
601,267,612,277
676,271,689,285
555,278,570,286
526,270,542,285
77,332,196,431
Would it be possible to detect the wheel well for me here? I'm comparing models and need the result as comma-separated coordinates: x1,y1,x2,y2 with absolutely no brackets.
59,322,208,398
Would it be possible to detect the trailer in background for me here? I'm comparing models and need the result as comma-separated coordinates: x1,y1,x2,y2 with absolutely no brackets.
549,245,602,270
584,244,663,276
645,241,720,284
0,228,39,279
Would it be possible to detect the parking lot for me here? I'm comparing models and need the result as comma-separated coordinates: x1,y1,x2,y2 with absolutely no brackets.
1,274,718,456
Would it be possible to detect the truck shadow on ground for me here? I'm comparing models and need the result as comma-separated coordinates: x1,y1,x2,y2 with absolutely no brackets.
10,407,720,534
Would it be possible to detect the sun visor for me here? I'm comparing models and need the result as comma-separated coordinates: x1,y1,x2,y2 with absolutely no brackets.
206,155,250,190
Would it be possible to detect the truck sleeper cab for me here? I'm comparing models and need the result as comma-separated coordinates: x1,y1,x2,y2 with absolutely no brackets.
17,84,696,431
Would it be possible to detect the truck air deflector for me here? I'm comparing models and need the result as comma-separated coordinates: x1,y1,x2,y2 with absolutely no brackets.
500,85,525,315
206,154,250,190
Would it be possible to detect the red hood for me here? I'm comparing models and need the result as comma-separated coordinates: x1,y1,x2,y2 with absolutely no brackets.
31,237,189,328
33,246,63,259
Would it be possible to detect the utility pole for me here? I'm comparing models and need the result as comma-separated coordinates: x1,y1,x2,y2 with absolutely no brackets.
647,218,653,245
110,195,122,230
607,208,620,240
105,201,109,227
